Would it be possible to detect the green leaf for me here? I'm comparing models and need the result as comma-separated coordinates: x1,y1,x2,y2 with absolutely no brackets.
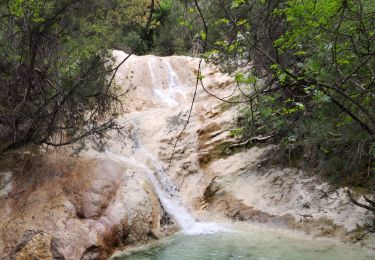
200,31,206,41
231,0,247,8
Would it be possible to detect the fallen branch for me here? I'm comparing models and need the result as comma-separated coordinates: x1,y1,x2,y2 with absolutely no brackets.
230,134,275,148
364,195,375,208
347,189,375,212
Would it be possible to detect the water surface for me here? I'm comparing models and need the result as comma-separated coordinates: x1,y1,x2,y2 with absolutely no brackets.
111,227,374,260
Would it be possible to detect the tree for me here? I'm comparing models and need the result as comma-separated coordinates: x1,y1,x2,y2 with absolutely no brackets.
0,0,155,154
182,0,375,185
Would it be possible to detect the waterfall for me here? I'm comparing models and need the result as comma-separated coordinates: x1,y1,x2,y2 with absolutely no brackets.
147,58,183,107
106,150,225,235
106,54,227,235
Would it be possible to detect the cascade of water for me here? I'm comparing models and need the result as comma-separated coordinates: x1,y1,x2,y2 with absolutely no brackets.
142,151,178,196
164,59,181,93
147,58,182,107
105,56,227,234
106,150,225,235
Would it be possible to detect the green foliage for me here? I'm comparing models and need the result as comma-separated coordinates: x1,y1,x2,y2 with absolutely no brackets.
0,0,127,153
107,0,195,55
183,0,375,188
229,128,244,139
153,1,192,55
276,0,375,84
123,31,148,53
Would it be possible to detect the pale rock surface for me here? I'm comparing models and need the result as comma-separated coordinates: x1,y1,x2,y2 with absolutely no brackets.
108,51,373,237
204,148,373,232
0,155,175,259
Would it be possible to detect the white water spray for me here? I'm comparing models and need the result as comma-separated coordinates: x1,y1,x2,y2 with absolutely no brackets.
106,150,226,235
147,58,184,107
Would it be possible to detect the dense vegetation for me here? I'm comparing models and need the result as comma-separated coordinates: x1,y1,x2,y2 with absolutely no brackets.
179,0,375,190
0,0,374,191
0,0,115,153
0,0,156,153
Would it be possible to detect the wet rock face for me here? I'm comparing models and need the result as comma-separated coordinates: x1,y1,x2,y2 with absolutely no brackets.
0,155,175,259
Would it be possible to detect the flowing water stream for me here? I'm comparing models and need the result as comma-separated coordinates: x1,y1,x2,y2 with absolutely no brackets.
107,150,225,235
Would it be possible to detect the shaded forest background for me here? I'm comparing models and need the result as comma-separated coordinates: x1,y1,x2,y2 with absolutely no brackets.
0,0,374,192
